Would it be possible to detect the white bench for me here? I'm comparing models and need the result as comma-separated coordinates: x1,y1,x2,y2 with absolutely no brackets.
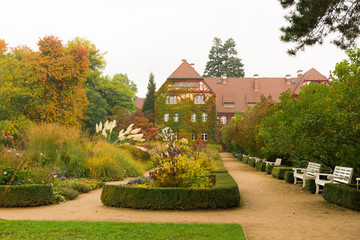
315,166,353,194
357,177,360,190
264,158,282,166
293,162,321,188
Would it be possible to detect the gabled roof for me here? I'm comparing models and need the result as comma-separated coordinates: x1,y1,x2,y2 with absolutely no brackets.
168,59,203,79
302,68,328,81
135,98,145,109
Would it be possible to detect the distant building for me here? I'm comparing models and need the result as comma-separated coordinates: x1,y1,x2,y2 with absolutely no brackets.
155,59,329,142
135,98,145,110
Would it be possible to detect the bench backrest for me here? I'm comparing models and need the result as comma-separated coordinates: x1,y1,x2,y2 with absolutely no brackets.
332,166,353,184
274,158,282,166
307,162,321,172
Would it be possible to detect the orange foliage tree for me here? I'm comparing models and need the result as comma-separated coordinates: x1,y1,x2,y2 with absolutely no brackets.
27,36,90,127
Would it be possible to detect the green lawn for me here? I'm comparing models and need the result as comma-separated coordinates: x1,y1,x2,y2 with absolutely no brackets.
0,220,245,240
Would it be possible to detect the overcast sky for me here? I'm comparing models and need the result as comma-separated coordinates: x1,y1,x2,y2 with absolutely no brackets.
1,0,356,97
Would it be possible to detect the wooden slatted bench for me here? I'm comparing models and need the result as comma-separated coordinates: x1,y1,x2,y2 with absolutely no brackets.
293,162,321,188
315,166,354,194
357,177,360,190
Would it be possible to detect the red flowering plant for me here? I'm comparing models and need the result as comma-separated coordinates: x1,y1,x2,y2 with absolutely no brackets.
0,130,15,154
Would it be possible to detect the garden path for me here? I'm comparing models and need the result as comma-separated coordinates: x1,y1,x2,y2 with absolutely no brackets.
1,153,360,240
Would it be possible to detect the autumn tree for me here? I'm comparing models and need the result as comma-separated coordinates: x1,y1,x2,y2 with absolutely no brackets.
142,72,156,114
203,37,245,77
279,0,360,55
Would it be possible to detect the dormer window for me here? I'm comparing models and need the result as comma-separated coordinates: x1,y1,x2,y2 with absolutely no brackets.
224,103,234,107
166,95,177,104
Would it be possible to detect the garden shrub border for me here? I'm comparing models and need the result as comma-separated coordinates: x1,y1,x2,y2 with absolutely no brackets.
265,164,286,175
0,184,53,207
248,158,255,167
101,172,240,210
271,167,293,180
323,184,360,211
255,161,266,172
284,171,294,183
305,178,316,194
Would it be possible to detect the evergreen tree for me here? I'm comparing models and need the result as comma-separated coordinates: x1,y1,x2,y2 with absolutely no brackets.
142,72,156,113
279,0,360,55
203,37,245,77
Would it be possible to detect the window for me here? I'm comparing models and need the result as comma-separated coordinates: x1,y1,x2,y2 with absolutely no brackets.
166,95,177,104
179,82,183,87
202,113,207,122
190,82,195,87
224,103,234,107
174,133,179,140
174,113,179,122
220,116,227,124
164,113,169,122
201,133,208,141
191,113,196,122
194,95,204,104
192,132,197,140
195,82,199,87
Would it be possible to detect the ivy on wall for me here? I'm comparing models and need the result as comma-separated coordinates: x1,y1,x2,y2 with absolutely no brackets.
155,80,218,143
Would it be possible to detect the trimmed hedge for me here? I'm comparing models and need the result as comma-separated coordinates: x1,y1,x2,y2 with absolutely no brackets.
306,178,316,194
265,165,286,175
242,157,249,164
212,159,228,173
284,171,294,183
0,184,53,207
248,158,256,167
101,173,240,210
255,162,266,172
271,167,293,180
323,184,360,211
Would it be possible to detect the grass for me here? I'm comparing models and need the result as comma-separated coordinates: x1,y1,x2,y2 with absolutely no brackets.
0,220,245,240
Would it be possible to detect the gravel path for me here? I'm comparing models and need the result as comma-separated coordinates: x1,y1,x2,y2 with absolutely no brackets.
1,152,360,240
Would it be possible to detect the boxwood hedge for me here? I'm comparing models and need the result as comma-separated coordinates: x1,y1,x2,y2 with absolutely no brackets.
101,173,240,210
0,184,53,207
255,162,266,172
306,178,316,194
323,184,360,211
271,167,293,180
284,171,294,183
265,165,286,175
247,158,256,167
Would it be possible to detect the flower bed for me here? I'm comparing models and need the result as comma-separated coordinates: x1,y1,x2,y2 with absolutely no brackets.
101,172,240,210
0,184,53,207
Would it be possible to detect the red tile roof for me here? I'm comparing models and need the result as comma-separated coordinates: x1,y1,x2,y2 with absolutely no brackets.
168,59,203,79
135,98,145,109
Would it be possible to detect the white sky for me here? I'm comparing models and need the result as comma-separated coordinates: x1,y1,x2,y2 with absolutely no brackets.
1,0,356,97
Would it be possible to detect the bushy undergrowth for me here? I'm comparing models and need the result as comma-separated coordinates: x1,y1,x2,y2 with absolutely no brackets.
25,123,90,178
86,141,144,180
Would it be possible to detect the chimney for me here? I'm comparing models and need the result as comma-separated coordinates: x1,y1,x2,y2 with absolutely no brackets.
254,74,259,91
221,74,227,84
181,59,186,62
297,70,303,79
286,74,291,84
190,63,195,68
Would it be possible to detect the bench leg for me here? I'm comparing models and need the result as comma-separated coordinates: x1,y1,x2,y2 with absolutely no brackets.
302,178,306,188
294,177,297,185
315,184,320,194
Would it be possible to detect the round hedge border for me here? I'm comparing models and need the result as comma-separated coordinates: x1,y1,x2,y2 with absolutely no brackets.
101,173,240,210
0,184,53,207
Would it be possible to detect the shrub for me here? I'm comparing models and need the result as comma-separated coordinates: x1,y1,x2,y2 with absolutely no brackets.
323,184,360,211
101,173,240,210
60,186,79,200
0,184,53,207
306,178,316,194
150,154,214,188
242,157,249,164
25,123,90,178
122,145,151,161
248,158,255,167
255,161,266,171
271,167,293,179
86,141,144,180
266,164,286,175
60,181,91,193
284,171,294,183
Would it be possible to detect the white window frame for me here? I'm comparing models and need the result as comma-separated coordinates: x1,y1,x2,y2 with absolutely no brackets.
191,113,196,122
192,133,197,140
201,132,208,141
224,103,234,107
174,133,179,140
164,113,169,122
194,95,204,104
220,116,227,124
166,95,177,104
174,113,179,122
202,113,207,122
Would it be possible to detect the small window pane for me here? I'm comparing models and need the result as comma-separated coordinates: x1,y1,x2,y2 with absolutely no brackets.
164,114,169,122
